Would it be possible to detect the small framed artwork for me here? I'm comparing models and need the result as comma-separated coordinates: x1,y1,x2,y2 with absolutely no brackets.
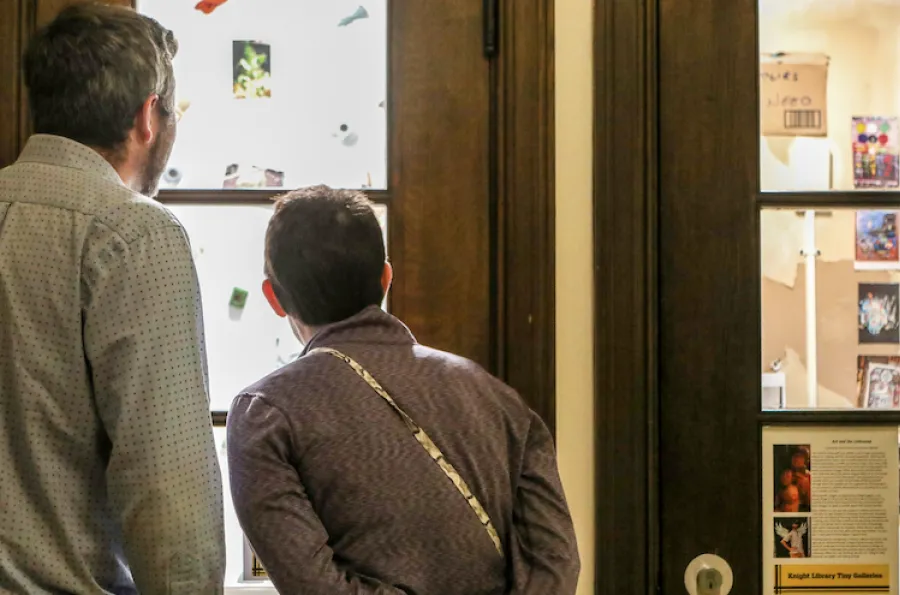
222,163,284,189
233,40,272,99
855,210,900,270
859,283,900,344
762,372,786,410
857,356,900,409
853,116,900,189
243,536,268,581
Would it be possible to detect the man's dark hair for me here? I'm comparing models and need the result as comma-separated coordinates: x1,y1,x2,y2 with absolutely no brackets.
265,186,386,326
22,2,178,152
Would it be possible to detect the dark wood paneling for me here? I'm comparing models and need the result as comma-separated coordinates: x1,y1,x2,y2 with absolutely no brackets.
0,0,22,168
759,191,900,208
496,0,556,429
760,411,900,424
388,0,492,368
593,0,658,592
658,0,760,592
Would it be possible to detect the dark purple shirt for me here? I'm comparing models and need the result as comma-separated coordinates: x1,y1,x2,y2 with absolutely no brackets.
227,307,579,594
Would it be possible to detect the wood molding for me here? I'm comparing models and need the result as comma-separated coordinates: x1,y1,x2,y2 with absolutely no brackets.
496,0,556,433
0,0,24,168
593,0,658,592
656,0,760,590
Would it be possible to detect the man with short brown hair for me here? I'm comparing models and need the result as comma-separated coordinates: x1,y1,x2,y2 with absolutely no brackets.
0,4,225,593
228,185,580,594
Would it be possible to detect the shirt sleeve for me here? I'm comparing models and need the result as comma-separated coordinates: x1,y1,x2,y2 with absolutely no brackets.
510,410,581,595
83,223,226,595
227,394,408,595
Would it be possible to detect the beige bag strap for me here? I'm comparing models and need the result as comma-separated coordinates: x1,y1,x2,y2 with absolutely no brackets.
308,347,504,558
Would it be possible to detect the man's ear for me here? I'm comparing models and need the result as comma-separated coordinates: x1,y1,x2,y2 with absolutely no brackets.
133,94,159,147
262,279,287,318
381,261,393,294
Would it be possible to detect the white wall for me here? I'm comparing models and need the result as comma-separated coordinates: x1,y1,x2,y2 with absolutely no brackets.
555,0,596,592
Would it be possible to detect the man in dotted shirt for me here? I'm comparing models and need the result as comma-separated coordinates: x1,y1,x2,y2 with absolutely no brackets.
0,4,225,594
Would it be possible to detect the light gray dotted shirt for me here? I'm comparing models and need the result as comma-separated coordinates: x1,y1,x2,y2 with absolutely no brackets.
0,135,226,594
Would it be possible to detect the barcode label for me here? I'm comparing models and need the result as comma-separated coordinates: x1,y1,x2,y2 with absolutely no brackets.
784,109,822,130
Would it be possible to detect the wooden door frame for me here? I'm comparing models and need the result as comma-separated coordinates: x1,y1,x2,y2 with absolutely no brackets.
593,0,659,593
594,0,765,592
495,0,556,430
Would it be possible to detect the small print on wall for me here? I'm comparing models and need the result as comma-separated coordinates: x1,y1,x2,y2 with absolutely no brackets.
233,41,272,99
858,283,900,344
222,163,284,189
773,445,811,513
853,117,900,189
857,356,900,409
774,517,811,559
855,211,900,269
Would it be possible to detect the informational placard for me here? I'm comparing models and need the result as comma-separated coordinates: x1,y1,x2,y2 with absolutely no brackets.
763,426,898,595
760,53,829,137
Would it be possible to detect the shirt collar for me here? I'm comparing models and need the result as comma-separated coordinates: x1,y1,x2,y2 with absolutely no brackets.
17,134,124,186
301,306,417,355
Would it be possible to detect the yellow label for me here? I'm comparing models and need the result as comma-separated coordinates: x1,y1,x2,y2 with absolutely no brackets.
775,564,890,593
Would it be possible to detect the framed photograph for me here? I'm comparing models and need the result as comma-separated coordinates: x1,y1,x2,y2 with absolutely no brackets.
853,117,900,189
772,445,811,513
855,210,900,269
774,517,811,559
858,283,900,344
233,40,272,99
857,356,900,409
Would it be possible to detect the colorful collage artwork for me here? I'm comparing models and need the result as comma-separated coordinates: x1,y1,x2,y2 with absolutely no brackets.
855,209,900,408
855,210,900,269
857,356,900,409
858,283,900,344
853,117,900,189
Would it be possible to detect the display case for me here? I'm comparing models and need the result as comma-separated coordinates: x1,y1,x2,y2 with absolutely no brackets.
759,0,900,411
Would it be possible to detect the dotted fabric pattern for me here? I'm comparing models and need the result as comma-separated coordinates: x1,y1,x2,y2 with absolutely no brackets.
0,135,226,594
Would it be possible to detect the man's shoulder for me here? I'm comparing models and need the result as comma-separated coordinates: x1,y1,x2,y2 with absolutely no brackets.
230,343,522,412
88,187,182,245
0,159,181,244
410,344,514,391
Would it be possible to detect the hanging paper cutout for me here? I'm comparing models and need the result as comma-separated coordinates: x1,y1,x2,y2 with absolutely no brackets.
195,0,229,15
338,6,369,27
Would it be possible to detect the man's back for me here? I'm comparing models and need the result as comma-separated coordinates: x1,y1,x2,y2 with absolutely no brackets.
228,306,580,594
0,135,225,594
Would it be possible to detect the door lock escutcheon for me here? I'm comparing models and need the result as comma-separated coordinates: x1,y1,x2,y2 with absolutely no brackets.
684,554,733,595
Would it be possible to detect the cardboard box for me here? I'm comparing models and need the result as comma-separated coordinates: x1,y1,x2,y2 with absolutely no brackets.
760,53,829,137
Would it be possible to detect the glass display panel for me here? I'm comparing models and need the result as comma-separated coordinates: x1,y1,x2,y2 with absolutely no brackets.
761,207,900,410
759,0,900,192
170,202,388,412
138,0,387,190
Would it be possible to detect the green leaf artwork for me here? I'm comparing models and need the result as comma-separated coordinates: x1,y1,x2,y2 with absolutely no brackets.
232,41,272,99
